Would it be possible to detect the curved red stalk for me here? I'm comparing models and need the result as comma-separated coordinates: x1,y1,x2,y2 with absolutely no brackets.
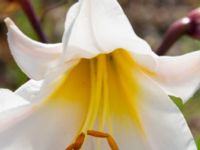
17,0,48,43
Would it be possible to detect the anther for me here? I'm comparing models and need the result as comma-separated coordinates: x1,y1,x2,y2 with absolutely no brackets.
74,133,85,149
65,133,85,150
107,135,119,150
87,130,109,138
65,144,75,150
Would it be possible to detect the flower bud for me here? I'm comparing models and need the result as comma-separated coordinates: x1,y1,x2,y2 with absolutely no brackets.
156,8,200,55
187,8,200,39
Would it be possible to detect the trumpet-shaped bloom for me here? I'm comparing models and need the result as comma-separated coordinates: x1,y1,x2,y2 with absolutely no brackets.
1,0,200,149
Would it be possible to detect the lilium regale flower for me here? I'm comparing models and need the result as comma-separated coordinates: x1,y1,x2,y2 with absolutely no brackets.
1,0,200,149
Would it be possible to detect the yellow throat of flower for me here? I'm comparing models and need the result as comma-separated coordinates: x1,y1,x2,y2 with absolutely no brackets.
44,49,154,149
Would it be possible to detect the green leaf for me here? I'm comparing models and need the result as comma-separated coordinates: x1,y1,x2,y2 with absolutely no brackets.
169,96,184,110
195,138,200,150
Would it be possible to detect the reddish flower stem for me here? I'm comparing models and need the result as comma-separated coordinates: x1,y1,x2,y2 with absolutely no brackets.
156,8,200,55
156,17,192,55
17,0,48,43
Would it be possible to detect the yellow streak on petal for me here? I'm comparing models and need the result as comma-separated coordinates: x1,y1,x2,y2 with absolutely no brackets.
45,59,91,105
111,50,144,133
42,59,92,142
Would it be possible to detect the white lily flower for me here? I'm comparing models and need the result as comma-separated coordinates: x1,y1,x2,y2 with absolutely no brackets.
1,0,200,149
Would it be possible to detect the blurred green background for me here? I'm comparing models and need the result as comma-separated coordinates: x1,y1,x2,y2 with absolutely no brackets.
0,0,200,147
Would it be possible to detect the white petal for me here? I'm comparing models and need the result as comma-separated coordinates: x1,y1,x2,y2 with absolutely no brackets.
137,73,197,150
15,80,44,102
0,60,91,150
4,18,62,80
100,72,197,150
151,51,200,102
0,89,29,113
101,58,196,150
110,121,148,150
0,89,33,136
0,100,87,150
62,0,152,61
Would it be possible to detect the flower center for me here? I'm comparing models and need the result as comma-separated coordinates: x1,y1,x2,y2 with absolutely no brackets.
45,49,154,149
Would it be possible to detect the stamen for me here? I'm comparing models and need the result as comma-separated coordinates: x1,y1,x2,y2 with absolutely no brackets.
65,144,75,150
87,130,119,150
87,130,109,138
65,133,85,150
74,133,85,149
100,56,110,131
107,136,119,150
81,57,103,132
